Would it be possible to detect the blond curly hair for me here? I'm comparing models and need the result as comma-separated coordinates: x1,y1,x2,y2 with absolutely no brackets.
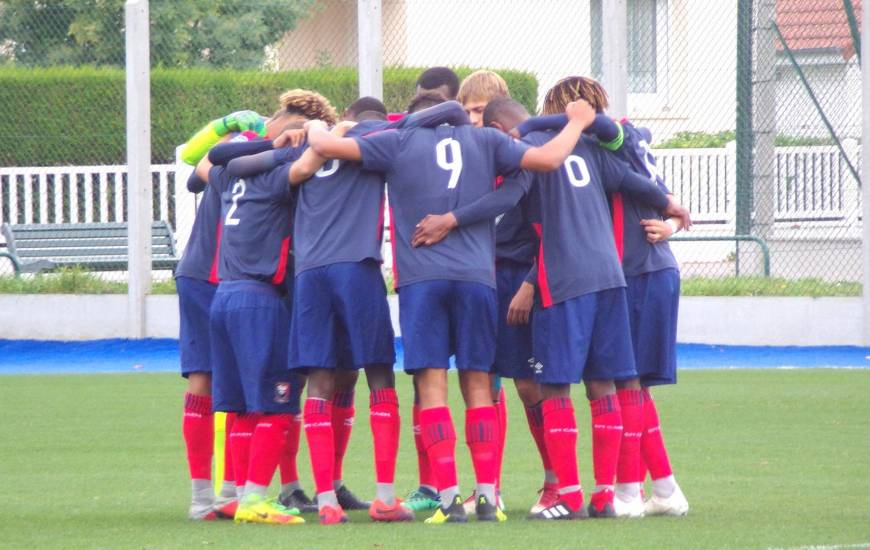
276,89,338,125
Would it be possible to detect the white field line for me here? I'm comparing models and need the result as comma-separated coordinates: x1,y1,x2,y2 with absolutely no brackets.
768,543,870,550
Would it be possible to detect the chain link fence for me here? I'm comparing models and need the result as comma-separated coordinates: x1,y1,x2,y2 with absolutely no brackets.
0,0,864,298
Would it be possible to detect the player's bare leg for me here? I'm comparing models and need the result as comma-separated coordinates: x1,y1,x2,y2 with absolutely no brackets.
459,370,505,521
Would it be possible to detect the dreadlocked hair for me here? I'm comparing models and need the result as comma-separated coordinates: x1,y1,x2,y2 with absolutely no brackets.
542,76,609,115
278,89,338,125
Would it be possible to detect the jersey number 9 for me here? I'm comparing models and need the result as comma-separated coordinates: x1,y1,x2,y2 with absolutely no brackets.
435,138,463,189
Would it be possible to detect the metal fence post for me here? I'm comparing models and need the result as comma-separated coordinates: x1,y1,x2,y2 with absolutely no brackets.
125,0,151,339
357,0,383,100
862,0,870,344
736,0,754,276
602,0,628,120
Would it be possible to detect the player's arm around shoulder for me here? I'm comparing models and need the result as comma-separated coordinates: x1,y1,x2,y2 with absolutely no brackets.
519,100,596,172
305,119,363,162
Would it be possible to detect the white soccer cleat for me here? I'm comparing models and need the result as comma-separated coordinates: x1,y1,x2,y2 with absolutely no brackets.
613,493,645,518
644,484,689,516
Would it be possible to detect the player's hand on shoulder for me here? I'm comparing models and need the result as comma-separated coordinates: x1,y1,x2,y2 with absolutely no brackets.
331,120,357,136
411,213,458,248
565,99,596,129
303,119,329,133
640,219,675,243
273,128,307,149
507,282,535,325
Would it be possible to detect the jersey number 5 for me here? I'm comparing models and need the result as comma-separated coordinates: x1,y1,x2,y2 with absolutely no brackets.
224,179,246,226
563,155,591,188
435,138,463,189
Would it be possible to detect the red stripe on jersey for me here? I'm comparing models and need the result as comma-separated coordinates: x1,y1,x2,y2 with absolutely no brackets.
611,192,625,263
377,195,386,252
271,236,292,286
495,175,504,189
532,223,553,308
387,112,406,122
388,206,398,290
208,222,223,285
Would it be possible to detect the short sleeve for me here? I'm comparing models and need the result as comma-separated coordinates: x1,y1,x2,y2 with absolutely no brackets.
209,165,232,194
595,147,630,193
354,129,401,173
489,129,530,175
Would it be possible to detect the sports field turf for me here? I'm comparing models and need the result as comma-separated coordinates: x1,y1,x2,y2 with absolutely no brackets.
2,369,869,549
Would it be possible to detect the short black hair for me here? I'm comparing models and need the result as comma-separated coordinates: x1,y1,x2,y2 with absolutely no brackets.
407,92,447,114
355,110,387,122
415,66,460,99
346,96,387,119
483,97,528,128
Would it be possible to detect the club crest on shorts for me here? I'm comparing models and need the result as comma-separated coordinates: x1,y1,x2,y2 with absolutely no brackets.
274,381,291,403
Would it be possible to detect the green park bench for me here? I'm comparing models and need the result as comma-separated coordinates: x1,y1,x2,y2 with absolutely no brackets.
0,221,179,275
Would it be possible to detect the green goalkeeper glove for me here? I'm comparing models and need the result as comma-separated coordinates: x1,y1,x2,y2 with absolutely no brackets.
180,110,266,165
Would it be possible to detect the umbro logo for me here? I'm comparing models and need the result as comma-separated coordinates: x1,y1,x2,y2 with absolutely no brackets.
528,357,544,374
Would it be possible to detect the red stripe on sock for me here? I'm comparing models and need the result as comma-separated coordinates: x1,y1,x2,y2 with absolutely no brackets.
542,397,582,511
419,406,458,490
641,388,673,480
279,413,302,484
370,388,400,484
616,389,645,484
183,393,213,480
590,395,623,487
304,398,335,494
247,414,292,487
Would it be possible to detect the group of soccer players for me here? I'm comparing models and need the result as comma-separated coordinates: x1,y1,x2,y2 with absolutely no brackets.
175,66,692,525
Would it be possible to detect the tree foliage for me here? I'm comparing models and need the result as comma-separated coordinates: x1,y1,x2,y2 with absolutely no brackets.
0,0,314,68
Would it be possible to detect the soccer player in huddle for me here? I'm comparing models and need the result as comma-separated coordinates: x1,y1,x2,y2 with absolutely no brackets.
305,92,598,523
191,90,348,526
534,77,690,517
175,93,327,521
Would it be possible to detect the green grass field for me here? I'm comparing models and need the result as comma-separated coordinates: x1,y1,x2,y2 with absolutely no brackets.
2,370,869,549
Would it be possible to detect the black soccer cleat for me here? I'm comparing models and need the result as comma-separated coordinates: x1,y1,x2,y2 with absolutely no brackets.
278,488,318,513
424,494,468,524
528,500,589,521
587,490,617,518
475,494,507,522
335,484,371,511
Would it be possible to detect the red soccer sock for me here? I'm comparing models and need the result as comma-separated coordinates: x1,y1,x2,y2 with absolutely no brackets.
494,387,507,489
590,395,623,488
641,388,673,480
524,402,553,473
419,406,458,491
247,414,292,487
413,404,437,489
616,389,645,484
279,414,302,485
331,390,356,485
370,388,400,484
542,397,583,511
304,398,335,495
182,393,214,481
223,412,236,485
229,413,259,489
465,406,498,486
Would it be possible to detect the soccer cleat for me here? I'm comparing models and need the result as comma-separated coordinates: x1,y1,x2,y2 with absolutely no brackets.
368,498,415,522
213,497,239,520
613,493,645,518
587,489,617,518
233,494,305,525
424,495,468,524
462,491,477,514
405,487,441,511
279,488,317,514
335,485,371,511
529,485,560,515
318,504,349,525
475,494,507,522
644,484,689,516
188,502,218,521
527,499,589,521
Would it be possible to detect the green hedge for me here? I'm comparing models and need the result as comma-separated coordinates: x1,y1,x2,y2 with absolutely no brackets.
0,65,538,166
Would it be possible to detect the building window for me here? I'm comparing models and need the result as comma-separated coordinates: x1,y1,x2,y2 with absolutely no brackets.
591,0,660,94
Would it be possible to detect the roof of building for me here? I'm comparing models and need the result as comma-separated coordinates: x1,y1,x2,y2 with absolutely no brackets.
776,0,862,59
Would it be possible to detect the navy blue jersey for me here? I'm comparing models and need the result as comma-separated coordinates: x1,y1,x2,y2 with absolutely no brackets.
355,125,529,289
175,182,222,283
607,121,678,277
293,122,387,274
524,131,667,308
495,173,537,266
209,164,295,285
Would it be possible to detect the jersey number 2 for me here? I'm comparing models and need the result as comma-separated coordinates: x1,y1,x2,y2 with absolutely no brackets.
435,138,463,189
224,179,246,226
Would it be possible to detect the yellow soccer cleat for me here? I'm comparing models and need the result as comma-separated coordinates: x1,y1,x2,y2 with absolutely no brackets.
234,493,305,525
424,495,467,524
